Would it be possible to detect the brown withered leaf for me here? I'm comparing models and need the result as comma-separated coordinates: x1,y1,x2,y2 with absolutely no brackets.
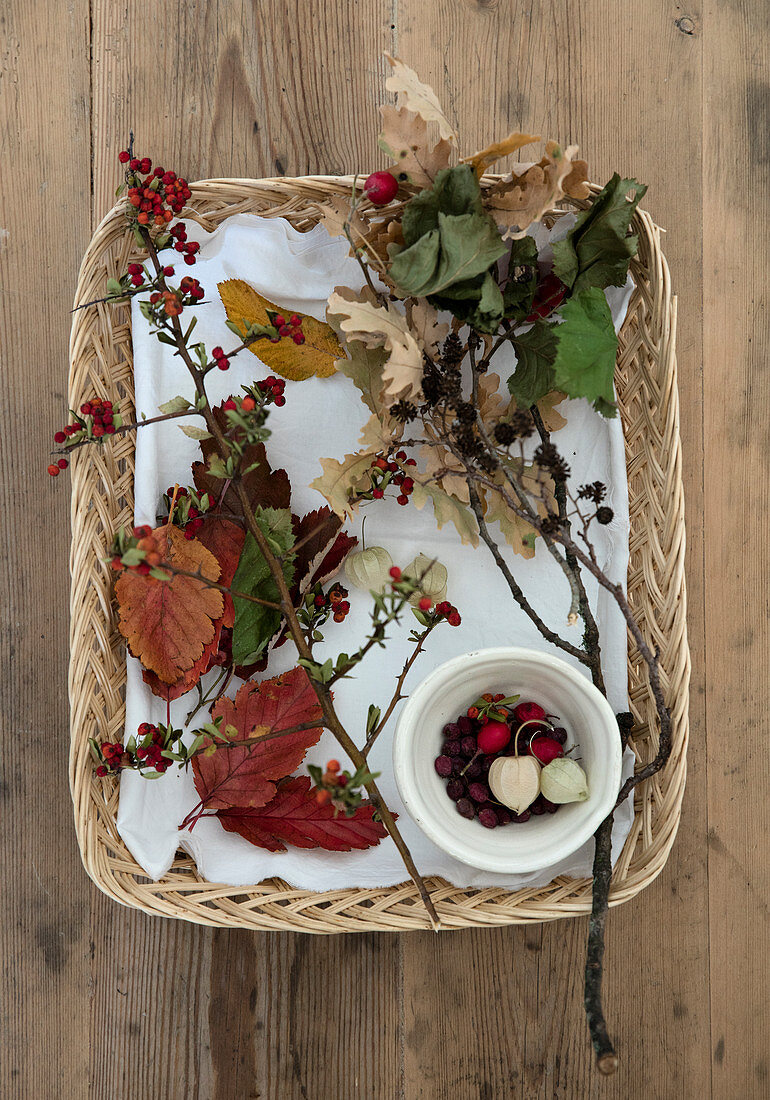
219,279,343,381
116,524,224,684
485,142,588,239
463,131,541,178
310,452,375,518
378,105,453,187
406,300,449,357
315,193,372,244
384,54,456,143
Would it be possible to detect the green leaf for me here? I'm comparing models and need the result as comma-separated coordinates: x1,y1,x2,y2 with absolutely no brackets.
401,165,484,245
158,395,193,415
106,277,123,296
366,704,381,734
179,425,213,440
508,323,559,407
550,288,618,415
552,174,647,295
206,455,230,480
390,211,505,298
503,236,539,320
411,607,429,627
231,507,295,665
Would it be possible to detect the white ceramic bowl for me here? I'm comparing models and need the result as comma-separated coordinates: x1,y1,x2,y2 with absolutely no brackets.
392,647,623,873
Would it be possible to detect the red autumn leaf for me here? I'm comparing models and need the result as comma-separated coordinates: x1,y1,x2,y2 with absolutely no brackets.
309,530,358,588
115,524,224,684
189,666,323,817
192,402,291,518
141,515,245,701
215,776,389,852
195,514,246,629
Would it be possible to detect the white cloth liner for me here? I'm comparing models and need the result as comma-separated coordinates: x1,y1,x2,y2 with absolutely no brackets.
118,212,636,890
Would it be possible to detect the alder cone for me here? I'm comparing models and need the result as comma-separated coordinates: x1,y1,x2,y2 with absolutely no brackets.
115,524,223,684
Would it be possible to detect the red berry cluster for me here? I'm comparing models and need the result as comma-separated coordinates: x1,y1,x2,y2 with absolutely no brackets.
434,600,462,627
255,375,287,406
314,582,351,624
268,313,305,346
165,486,210,540
133,722,170,771
119,150,192,228
368,450,417,504
315,758,347,805
95,741,127,777
148,275,203,318
169,221,200,266
49,398,118,474
211,345,230,371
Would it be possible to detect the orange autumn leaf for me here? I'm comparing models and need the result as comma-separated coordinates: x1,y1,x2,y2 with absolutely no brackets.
218,278,344,381
463,131,541,178
115,524,224,685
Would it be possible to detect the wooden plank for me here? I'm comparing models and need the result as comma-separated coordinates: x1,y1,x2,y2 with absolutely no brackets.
702,4,770,1096
87,4,404,1098
0,2,94,1097
397,1,710,1095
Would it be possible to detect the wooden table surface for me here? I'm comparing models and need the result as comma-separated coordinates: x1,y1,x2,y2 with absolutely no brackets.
2,1,768,1097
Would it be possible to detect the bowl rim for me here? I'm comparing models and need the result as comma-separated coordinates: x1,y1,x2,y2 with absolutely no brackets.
392,646,623,873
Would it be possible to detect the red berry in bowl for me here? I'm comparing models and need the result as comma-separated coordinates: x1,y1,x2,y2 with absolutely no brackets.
512,810,531,823
464,758,483,779
477,720,511,754
529,736,564,765
363,170,398,206
446,779,465,801
455,798,476,820
478,808,499,829
468,782,489,804
444,740,462,757
513,700,547,724
434,755,452,778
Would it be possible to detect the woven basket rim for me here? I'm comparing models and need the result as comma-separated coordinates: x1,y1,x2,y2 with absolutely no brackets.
67,175,690,932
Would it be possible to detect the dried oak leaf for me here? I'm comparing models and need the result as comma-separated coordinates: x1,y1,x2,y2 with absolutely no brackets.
378,105,453,187
215,776,388,853
315,193,371,242
116,524,224,684
327,287,425,401
485,142,589,239
190,667,324,815
384,53,457,143
219,278,344,381
310,453,376,519
463,131,541,178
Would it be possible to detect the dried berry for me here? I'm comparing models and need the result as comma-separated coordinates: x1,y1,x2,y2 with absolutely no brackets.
468,782,489,803
478,808,498,829
434,755,453,778
446,779,465,801
455,798,476,820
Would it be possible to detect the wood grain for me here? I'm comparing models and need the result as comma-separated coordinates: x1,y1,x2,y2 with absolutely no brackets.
0,2,93,1098
1,0,767,1096
703,3,770,1096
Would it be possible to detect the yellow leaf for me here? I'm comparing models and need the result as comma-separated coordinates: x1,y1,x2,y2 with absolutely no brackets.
463,131,541,178
378,105,453,187
384,54,456,143
218,279,344,381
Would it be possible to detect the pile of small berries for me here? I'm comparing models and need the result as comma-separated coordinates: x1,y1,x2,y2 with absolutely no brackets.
95,741,128,777
368,451,418,505
297,581,351,635
211,346,230,371
319,582,351,624
434,697,569,827
267,312,305,346
119,150,192,227
148,274,204,319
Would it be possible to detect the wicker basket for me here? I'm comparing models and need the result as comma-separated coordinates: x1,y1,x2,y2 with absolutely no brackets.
68,177,689,932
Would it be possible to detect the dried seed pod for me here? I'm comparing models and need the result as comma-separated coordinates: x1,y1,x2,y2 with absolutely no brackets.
488,755,541,814
403,552,448,605
540,757,589,803
344,546,393,593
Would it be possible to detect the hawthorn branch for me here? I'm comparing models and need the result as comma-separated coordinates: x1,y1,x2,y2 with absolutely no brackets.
136,225,440,929
53,408,197,455
362,623,435,758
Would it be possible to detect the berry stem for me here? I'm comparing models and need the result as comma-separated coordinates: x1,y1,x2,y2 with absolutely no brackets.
362,623,435,758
